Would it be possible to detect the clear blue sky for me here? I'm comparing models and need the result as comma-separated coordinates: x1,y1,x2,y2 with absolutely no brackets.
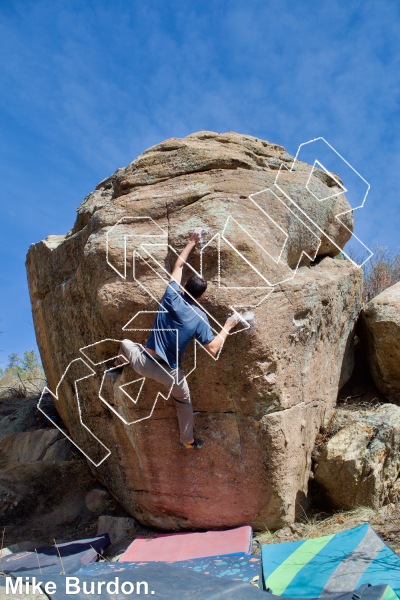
0,0,399,367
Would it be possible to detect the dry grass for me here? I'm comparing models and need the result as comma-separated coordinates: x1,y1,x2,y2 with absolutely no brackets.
254,503,400,555
255,507,375,549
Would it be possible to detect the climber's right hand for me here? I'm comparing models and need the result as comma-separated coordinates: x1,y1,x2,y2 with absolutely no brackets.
225,313,242,330
190,227,203,244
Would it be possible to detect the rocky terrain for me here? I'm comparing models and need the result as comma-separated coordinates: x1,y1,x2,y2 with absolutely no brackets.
0,394,134,550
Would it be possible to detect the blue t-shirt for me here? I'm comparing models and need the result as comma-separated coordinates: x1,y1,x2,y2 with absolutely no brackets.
146,280,215,369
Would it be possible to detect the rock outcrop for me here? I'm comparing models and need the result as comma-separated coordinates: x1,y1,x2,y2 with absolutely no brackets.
26,131,363,529
97,515,137,545
315,404,400,509
0,395,122,548
0,429,73,464
360,282,400,403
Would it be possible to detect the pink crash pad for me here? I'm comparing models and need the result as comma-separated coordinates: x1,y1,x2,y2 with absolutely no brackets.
118,526,253,563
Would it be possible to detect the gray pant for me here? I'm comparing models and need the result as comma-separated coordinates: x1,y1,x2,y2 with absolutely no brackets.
118,340,193,444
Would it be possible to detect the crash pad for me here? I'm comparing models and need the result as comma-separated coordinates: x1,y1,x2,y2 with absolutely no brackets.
43,561,265,599
76,554,262,585
2,565,397,600
0,534,110,577
118,525,252,562
261,524,400,597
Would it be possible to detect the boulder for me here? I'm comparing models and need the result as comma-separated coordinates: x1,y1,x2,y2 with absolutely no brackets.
315,404,400,509
360,282,400,403
25,131,363,529
0,397,38,439
0,429,74,465
97,515,137,545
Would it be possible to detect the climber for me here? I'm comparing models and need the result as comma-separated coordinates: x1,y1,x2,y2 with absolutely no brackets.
115,229,240,449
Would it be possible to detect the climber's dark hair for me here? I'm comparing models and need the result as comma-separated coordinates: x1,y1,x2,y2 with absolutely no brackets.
184,274,207,299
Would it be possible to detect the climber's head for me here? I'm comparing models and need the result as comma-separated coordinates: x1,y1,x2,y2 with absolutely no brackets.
184,274,207,299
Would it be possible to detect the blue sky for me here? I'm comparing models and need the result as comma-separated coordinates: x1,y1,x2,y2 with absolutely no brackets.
0,0,399,366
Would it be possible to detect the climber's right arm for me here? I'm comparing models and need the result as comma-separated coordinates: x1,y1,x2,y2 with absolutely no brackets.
204,314,241,357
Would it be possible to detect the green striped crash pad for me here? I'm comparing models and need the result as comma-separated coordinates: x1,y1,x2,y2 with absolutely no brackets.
280,586,399,600
261,524,400,597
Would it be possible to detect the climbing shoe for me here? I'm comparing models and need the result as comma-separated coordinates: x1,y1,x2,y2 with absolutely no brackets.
181,439,203,450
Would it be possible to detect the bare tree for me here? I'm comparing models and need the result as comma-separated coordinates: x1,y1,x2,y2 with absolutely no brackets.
362,245,400,303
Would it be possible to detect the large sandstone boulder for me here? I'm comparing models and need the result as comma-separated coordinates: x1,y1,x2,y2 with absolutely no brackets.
360,282,400,403
315,404,400,509
26,131,363,529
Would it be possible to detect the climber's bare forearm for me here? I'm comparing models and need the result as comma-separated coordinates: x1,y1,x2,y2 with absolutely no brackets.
170,239,196,284
205,322,233,357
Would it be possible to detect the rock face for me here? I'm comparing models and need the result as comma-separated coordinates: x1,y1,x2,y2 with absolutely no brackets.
315,404,400,509
26,131,363,529
360,282,400,403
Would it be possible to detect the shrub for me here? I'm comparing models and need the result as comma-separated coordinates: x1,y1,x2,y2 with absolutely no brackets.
0,349,46,399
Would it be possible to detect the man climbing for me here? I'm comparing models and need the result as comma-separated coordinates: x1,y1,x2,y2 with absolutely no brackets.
115,229,240,449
